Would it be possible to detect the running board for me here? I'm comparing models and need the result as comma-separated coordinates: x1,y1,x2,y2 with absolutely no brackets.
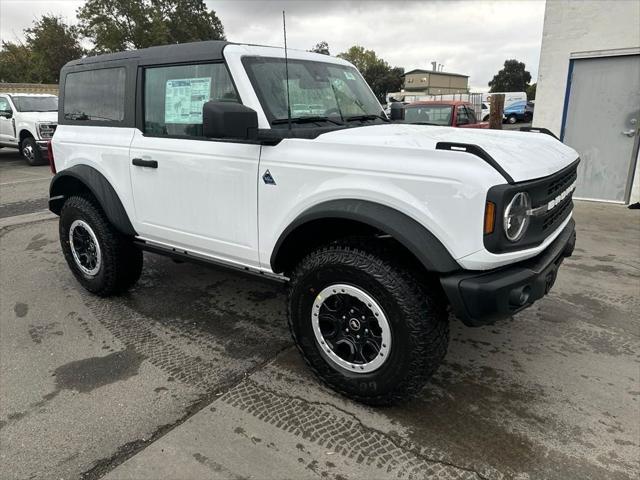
133,239,288,283
435,142,514,184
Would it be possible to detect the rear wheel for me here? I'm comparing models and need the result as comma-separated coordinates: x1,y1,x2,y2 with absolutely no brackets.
60,196,142,296
288,239,448,405
21,137,45,166
507,114,518,124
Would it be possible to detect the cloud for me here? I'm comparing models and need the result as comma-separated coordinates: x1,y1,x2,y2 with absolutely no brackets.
0,0,545,90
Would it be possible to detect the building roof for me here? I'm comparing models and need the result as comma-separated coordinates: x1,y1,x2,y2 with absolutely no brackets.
402,69,469,78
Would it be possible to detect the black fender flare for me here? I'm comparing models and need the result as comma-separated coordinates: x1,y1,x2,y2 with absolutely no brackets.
270,199,460,274
49,165,137,236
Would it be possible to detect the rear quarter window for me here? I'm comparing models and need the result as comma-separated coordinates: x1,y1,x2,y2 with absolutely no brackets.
63,67,126,122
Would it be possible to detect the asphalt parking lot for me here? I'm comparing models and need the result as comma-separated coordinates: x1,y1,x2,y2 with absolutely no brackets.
1,147,638,480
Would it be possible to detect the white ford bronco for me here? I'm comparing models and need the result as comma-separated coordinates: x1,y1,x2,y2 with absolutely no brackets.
0,93,58,165
49,41,578,404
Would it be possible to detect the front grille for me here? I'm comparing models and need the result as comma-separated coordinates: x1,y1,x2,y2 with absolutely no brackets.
547,166,577,197
537,163,577,233
542,194,573,231
484,159,579,253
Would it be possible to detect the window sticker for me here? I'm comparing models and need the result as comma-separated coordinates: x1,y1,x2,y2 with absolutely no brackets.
165,77,212,124
344,71,356,80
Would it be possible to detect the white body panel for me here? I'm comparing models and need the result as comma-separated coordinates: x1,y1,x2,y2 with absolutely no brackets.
52,125,137,219
51,44,580,277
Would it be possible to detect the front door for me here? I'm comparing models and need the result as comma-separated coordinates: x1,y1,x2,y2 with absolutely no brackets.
129,62,261,267
563,54,640,202
0,96,15,144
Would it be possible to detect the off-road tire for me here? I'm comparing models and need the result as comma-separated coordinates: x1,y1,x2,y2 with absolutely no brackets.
60,195,143,296
21,136,46,166
288,239,449,405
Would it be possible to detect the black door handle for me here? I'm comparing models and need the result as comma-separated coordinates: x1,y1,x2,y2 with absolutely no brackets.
132,158,158,168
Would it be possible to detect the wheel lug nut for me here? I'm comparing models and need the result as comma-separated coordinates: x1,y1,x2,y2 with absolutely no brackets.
356,335,360,339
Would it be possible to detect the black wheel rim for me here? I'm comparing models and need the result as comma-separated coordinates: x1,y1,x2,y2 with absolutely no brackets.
312,284,391,373
69,220,101,276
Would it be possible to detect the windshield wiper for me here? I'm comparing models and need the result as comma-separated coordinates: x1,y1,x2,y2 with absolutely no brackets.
344,114,389,123
271,116,343,126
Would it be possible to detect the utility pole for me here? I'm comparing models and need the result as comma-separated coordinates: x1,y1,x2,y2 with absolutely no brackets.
489,93,504,129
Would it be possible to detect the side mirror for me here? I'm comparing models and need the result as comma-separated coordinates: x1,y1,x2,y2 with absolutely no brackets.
389,102,405,121
202,101,258,140
0,110,12,119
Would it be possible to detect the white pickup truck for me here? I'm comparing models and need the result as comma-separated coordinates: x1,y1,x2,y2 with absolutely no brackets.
0,93,58,165
49,41,579,404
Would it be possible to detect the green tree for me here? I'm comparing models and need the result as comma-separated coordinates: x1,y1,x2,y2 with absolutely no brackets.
25,15,84,83
77,0,225,53
337,46,403,102
309,41,330,55
337,46,381,74
0,42,38,83
488,59,531,92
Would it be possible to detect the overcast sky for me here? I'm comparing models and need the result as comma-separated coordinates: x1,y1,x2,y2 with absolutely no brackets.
0,0,546,91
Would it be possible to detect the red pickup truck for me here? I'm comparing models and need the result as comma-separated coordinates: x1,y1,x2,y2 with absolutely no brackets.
402,101,489,128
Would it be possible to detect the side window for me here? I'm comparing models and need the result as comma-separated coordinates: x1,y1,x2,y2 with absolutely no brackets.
64,67,126,122
144,63,239,137
456,105,469,124
466,106,477,124
0,97,12,117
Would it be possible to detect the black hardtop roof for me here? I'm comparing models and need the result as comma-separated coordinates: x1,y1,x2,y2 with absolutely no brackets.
63,40,232,68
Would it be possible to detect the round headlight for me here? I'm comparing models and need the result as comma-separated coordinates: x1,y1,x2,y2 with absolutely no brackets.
504,192,531,242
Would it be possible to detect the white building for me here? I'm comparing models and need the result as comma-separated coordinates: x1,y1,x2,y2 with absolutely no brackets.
534,0,640,204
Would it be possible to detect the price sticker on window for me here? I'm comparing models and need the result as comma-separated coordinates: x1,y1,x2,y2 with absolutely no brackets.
165,77,211,124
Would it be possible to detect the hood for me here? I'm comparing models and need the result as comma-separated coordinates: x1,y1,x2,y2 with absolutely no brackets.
16,111,57,123
316,123,578,183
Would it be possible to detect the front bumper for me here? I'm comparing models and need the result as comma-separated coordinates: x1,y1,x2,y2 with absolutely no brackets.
441,219,576,326
36,140,50,160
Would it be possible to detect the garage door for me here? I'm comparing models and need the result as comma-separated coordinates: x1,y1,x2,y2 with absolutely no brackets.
563,54,640,203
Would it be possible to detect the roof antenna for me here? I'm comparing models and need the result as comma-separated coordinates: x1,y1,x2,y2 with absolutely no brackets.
283,10,292,132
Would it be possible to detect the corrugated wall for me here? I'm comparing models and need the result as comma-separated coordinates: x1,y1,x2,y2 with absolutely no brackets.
0,83,59,95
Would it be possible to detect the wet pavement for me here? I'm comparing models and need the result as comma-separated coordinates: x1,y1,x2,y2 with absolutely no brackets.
1,152,638,480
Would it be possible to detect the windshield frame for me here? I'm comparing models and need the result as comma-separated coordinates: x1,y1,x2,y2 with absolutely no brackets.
10,95,58,113
241,56,383,128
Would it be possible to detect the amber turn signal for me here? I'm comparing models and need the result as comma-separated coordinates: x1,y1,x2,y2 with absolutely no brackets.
484,201,496,234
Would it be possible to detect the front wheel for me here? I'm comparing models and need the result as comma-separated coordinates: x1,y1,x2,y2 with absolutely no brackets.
60,196,143,296
21,137,45,166
288,240,449,405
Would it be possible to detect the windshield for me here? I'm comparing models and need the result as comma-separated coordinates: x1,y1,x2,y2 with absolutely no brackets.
404,105,452,126
11,96,58,112
242,57,383,126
